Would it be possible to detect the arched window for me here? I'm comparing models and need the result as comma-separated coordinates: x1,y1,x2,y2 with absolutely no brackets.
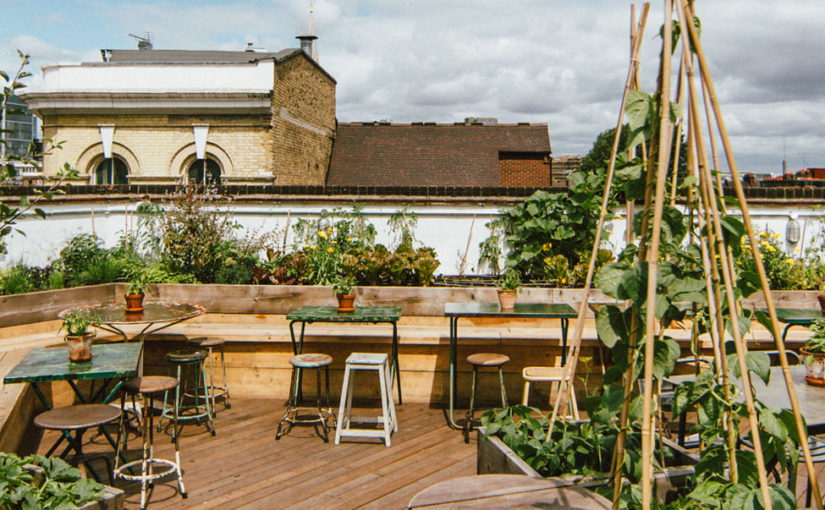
94,157,129,185
187,158,221,185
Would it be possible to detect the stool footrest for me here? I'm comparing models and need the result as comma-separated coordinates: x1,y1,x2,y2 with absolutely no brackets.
115,458,179,483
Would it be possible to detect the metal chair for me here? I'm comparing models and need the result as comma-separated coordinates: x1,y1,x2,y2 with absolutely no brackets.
186,336,231,415
277,353,335,442
159,350,215,436
115,376,186,510
34,404,121,484
463,353,509,443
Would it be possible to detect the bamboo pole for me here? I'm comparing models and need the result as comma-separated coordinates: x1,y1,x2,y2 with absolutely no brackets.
547,3,651,442
282,211,291,253
640,3,674,505
682,1,821,506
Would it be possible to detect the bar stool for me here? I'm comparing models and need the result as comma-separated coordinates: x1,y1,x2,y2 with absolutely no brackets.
115,376,186,510
335,352,397,447
276,353,335,442
463,353,509,442
186,336,230,414
159,350,215,436
34,404,121,483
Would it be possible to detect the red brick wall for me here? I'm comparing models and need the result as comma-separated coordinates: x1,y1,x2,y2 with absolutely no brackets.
499,152,549,187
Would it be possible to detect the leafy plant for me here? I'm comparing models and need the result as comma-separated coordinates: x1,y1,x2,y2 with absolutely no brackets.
0,264,33,295
804,317,825,355
60,310,97,337
496,269,521,291
0,452,105,509
332,275,356,296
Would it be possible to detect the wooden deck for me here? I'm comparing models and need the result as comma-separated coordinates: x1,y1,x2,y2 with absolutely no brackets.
33,399,476,509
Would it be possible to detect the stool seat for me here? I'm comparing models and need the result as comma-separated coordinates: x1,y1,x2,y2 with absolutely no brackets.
167,350,208,364
467,353,510,367
187,336,226,348
522,366,566,381
345,352,388,365
124,376,178,395
35,404,120,431
290,353,333,368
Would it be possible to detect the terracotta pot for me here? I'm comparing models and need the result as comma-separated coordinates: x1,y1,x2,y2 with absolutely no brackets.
817,294,825,314
336,293,356,312
497,289,517,310
801,348,825,386
124,293,145,312
65,333,94,362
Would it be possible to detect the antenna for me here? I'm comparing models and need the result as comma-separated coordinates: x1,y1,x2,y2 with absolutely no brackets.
128,33,153,50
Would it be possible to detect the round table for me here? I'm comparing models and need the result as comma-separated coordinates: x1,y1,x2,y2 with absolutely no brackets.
407,474,612,509
59,301,205,342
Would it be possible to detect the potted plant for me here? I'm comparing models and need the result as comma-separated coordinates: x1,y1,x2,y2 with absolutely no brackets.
124,267,153,311
802,317,825,385
496,269,521,310
60,310,97,362
333,275,357,312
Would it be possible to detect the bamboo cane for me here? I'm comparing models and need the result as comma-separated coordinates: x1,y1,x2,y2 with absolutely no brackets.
282,211,291,253
682,1,821,506
640,3,675,506
546,3,650,442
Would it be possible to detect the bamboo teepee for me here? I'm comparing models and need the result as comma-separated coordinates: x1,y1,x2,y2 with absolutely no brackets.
546,2,822,508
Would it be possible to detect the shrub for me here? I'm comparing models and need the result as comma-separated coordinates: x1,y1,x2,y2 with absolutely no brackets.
0,264,33,295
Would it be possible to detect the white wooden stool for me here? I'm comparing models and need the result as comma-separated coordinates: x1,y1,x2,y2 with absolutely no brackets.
335,352,398,447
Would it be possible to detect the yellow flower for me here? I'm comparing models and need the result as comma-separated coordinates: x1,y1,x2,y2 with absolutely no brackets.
561,278,566,284
543,257,551,264
327,226,333,232
302,243,308,249
317,231,328,239
327,247,334,253
767,245,776,252
542,242,552,252
772,233,781,239
332,240,337,244
786,258,794,265
310,245,316,250
347,237,352,242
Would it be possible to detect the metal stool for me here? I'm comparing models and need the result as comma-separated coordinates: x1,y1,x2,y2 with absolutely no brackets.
335,352,398,447
464,353,509,442
115,376,186,510
276,353,335,442
34,404,121,483
186,336,230,414
159,350,215,436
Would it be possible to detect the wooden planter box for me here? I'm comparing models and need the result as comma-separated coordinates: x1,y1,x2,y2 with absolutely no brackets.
476,428,698,503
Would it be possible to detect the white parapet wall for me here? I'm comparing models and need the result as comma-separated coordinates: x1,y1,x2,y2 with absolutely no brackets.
2,200,824,273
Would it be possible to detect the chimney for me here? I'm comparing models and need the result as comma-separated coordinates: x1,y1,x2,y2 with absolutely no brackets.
296,34,318,61
129,33,153,51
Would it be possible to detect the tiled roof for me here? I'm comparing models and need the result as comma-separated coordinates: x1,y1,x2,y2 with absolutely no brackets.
327,123,551,187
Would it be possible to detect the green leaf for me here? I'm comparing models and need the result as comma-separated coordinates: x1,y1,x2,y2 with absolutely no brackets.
759,408,787,442
594,263,629,299
33,208,46,219
768,484,797,510
652,337,681,379
735,449,760,487
595,305,625,348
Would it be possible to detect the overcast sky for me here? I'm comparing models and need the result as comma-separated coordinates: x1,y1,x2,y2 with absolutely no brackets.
2,0,824,173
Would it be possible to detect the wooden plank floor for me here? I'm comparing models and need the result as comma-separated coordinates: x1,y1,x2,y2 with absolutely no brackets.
34,399,476,509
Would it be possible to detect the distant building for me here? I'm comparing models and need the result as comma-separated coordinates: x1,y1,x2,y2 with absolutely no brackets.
327,120,552,187
0,94,43,184
21,42,336,186
550,155,580,187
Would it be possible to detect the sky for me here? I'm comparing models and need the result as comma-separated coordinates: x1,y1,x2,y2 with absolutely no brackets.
2,0,824,174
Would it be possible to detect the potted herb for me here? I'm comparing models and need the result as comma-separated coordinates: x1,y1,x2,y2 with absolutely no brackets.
60,310,97,362
802,317,825,385
333,275,357,312
124,272,149,312
496,269,521,310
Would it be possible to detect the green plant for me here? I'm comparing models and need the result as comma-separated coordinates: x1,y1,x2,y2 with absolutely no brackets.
388,206,419,252
0,264,33,295
496,269,521,291
804,317,825,354
60,310,97,337
332,275,356,295
478,216,506,275
0,452,105,509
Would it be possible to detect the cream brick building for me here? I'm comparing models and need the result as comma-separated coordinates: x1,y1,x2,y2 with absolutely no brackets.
21,44,336,185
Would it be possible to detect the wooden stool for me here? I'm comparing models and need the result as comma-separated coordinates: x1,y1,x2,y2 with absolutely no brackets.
335,352,398,447
276,353,335,442
159,350,215,436
115,376,186,510
522,366,579,419
34,404,121,483
464,353,509,443
186,336,230,414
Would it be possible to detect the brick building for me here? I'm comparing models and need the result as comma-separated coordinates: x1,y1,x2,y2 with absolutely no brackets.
21,43,335,185
327,119,552,187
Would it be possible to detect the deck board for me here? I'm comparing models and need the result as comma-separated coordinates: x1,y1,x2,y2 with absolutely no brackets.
34,398,476,509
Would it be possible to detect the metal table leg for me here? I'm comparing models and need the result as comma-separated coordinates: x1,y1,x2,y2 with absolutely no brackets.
391,321,402,405
560,318,569,366
446,316,461,429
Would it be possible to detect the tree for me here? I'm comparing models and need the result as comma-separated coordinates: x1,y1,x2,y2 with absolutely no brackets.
1,51,78,255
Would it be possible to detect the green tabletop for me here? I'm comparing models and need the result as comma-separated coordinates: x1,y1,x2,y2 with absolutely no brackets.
287,305,402,322
59,301,205,325
763,308,823,325
3,342,142,384
445,302,576,318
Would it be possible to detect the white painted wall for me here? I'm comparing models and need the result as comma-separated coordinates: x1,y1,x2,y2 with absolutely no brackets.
2,201,823,274
41,61,274,92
